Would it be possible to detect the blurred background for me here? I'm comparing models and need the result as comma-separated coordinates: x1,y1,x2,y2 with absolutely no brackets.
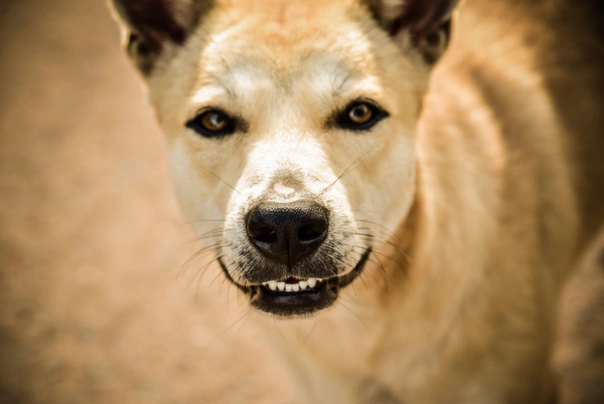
0,0,296,403
0,0,602,403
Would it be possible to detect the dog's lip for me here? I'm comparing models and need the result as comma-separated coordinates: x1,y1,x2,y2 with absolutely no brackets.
218,248,372,317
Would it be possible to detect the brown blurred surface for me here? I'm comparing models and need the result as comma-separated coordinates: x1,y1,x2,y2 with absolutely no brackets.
0,1,295,403
0,0,603,403
557,227,604,404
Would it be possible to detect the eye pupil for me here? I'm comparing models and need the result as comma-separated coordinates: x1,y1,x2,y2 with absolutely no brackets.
202,112,226,131
349,104,372,124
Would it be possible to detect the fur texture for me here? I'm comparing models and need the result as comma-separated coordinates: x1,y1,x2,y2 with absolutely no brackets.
110,0,603,402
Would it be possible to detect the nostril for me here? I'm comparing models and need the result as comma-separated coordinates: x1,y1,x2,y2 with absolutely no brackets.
246,212,279,243
251,226,278,244
297,222,327,243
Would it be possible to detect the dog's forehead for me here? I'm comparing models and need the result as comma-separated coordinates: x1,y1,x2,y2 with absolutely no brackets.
192,48,380,104
218,0,362,28
189,1,385,113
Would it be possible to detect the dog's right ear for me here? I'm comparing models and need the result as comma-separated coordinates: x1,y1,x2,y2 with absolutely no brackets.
109,0,213,75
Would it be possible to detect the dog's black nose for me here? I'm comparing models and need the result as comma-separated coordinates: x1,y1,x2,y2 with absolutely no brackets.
246,200,329,266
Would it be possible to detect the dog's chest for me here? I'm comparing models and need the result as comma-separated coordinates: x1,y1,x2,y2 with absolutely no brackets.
257,303,402,403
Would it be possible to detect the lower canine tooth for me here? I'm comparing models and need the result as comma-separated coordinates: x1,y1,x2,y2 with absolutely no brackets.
307,278,317,288
277,282,285,291
285,284,293,292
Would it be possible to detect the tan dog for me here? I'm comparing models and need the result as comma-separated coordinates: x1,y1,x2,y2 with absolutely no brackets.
110,0,603,402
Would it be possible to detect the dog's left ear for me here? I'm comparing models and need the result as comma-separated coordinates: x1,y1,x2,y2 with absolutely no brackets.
364,0,459,63
109,0,213,74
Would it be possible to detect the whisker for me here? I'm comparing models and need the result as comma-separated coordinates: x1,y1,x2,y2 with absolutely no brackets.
214,307,253,338
179,240,226,279
195,233,225,242
342,241,401,268
178,218,227,230
297,320,320,351
197,226,226,238
185,219,227,224
194,161,241,195
355,224,405,249
356,219,406,245
273,323,290,345
347,245,392,289
319,147,375,196
355,232,412,262
236,310,254,334
368,253,387,290
193,256,222,300
208,268,224,288
338,301,370,332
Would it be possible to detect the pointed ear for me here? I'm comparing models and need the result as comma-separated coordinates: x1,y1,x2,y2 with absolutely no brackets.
109,0,214,74
364,0,459,63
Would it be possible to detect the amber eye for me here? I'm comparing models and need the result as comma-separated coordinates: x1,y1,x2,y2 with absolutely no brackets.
337,100,388,131
202,111,226,131
348,103,373,124
186,109,236,138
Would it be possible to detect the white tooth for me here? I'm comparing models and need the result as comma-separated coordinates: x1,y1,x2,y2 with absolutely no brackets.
299,281,307,290
277,282,285,291
307,278,317,288
268,281,277,291
285,284,293,292
292,284,300,292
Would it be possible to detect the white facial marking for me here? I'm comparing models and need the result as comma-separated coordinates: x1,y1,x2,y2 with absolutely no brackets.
274,182,295,195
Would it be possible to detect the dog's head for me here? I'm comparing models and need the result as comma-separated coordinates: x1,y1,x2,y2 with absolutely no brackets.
111,0,457,318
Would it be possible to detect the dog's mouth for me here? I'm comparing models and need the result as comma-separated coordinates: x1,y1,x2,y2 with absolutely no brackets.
219,248,372,318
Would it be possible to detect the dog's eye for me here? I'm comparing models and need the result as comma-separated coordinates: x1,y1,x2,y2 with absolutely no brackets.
337,101,388,131
186,109,236,138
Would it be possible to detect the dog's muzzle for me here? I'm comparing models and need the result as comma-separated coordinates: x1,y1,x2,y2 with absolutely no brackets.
219,199,370,317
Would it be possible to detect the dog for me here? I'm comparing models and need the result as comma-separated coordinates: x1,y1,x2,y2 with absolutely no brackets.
109,0,604,402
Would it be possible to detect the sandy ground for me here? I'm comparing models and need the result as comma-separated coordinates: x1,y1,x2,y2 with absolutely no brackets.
0,0,602,403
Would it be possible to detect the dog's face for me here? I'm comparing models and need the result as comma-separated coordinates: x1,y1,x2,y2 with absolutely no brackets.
112,0,456,318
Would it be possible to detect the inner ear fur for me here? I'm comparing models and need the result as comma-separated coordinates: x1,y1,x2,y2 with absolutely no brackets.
109,0,214,74
364,0,459,63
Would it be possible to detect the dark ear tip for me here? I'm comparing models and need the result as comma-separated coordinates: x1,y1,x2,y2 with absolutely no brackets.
112,0,188,44
371,0,458,37
366,0,457,64
112,0,215,75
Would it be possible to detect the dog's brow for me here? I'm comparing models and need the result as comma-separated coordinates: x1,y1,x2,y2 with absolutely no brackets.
305,55,355,97
203,59,239,100
215,75,236,99
198,63,257,102
333,69,354,96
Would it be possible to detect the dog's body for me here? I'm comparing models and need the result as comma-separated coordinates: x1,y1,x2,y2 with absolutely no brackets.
110,0,603,402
